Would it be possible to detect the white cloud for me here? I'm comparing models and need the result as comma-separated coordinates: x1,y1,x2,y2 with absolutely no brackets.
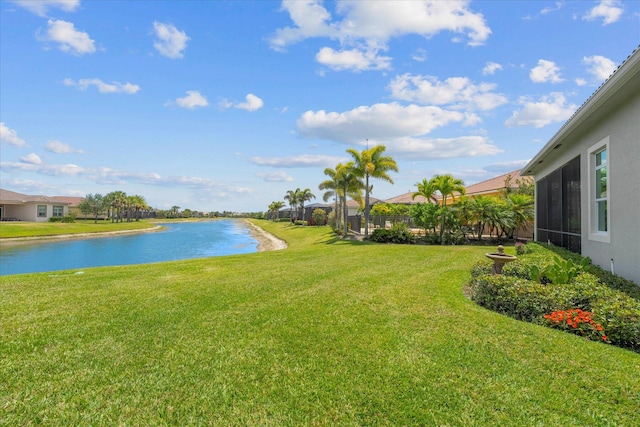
11,0,80,17
388,74,508,111
219,94,264,112
63,78,140,94
270,0,491,71
42,19,95,55
0,123,27,147
256,171,294,182
0,161,85,176
482,61,503,75
540,1,564,15
251,154,346,168
153,22,189,59
530,59,564,83
45,140,83,154
296,102,499,159
575,78,587,86
583,0,623,25
505,93,577,128
412,48,427,62
174,91,209,109
316,47,391,71
391,136,502,160
236,94,264,112
20,153,42,164
583,55,617,81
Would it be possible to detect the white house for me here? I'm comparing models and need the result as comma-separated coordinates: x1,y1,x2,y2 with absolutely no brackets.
521,46,640,284
0,189,71,222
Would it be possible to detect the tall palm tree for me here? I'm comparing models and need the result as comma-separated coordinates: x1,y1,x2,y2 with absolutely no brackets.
334,162,365,237
298,188,315,224
284,188,302,222
105,191,127,223
431,174,466,244
128,195,148,221
319,166,340,229
347,145,398,238
467,195,495,241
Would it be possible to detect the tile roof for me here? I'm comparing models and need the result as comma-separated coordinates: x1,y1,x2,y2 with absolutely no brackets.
464,169,528,196
0,189,73,205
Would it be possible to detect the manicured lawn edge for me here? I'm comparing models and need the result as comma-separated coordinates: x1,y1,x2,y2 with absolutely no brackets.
1,221,639,426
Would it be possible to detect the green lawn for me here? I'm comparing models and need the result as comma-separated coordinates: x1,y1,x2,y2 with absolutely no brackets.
1,221,638,426
0,220,158,239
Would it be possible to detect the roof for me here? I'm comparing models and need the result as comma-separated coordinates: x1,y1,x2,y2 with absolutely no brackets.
465,169,528,197
384,192,432,204
0,189,73,205
522,45,640,176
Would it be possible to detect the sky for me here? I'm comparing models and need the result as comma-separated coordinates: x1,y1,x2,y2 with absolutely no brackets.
1,0,639,213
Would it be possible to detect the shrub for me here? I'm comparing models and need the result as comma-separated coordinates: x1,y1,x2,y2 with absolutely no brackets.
469,275,558,322
370,223,415,244
543,308,608,342
49,216,75,223
591,294,640,352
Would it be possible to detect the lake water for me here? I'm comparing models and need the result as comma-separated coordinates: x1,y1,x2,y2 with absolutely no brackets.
0,220,259,276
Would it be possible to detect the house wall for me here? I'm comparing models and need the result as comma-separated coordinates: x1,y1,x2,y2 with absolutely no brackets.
533,90,640,284
0,203,69,222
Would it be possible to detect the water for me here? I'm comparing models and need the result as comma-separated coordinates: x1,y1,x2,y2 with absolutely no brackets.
0,220,259,276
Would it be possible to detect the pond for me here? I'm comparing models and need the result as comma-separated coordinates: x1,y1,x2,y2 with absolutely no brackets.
0,220,259,276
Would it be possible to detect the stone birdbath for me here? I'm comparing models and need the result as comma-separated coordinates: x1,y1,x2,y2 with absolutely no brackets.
485,245,517,275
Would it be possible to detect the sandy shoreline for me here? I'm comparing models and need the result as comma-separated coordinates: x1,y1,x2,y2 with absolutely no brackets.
244,220,288,252
0,221,287,252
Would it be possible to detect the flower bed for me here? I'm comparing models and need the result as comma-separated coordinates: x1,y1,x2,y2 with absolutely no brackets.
468,243,640,353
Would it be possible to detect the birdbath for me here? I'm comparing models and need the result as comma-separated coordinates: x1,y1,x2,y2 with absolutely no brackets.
485,245,517,275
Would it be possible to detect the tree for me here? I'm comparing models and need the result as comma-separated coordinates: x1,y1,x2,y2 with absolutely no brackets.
78,193,107,223
268,201,284,221
284,188,302,222
409,203,439,236
347,145,398,238
298,188,315,224
412,178,439,204
466,195,496,241
127,194,148,221
431,174,466,245
105,191,127,223
311,208,327,226
505,193,534,239
319,166,341,229
327,162,363,237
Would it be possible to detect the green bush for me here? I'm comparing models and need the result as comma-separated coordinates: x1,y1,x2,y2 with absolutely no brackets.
370,223,415,244
591,295,640,352
469,243,640,353
469,275,558,322
49,216,75,223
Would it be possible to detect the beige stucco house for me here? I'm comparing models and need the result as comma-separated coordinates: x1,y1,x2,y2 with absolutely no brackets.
0,189,72,222
522,46,640,284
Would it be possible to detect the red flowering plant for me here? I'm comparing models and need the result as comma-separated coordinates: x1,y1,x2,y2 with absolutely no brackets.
543,308,609,343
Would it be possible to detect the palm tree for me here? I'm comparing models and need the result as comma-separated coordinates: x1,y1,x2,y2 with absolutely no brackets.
347,145,398,238
334,162,365,237
431,174,466,244
128,195,148,221
298,188,315,224
467,195,495,241
268,201,284,221
284,188,302,222
319,166,341,229
105,191,127,223
412,178,439,204
505,193,534,239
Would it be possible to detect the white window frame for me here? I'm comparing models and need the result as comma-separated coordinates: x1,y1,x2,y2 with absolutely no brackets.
52,206,64,217
587,137,610,243
37,205,47,218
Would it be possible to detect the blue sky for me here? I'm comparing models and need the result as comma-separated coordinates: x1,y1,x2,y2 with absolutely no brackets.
1,0,639,212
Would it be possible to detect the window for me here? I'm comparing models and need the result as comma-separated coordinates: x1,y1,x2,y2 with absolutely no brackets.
37,205,47,217
52,206,64,217
588,137,610,243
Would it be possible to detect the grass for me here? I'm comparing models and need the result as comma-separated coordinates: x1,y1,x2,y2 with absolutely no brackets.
1,220,639,426
0,220,158,239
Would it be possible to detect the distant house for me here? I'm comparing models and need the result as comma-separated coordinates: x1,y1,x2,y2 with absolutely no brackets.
521,46,640,284
464,169,531,198
0,189,72,222
303,203,332,222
